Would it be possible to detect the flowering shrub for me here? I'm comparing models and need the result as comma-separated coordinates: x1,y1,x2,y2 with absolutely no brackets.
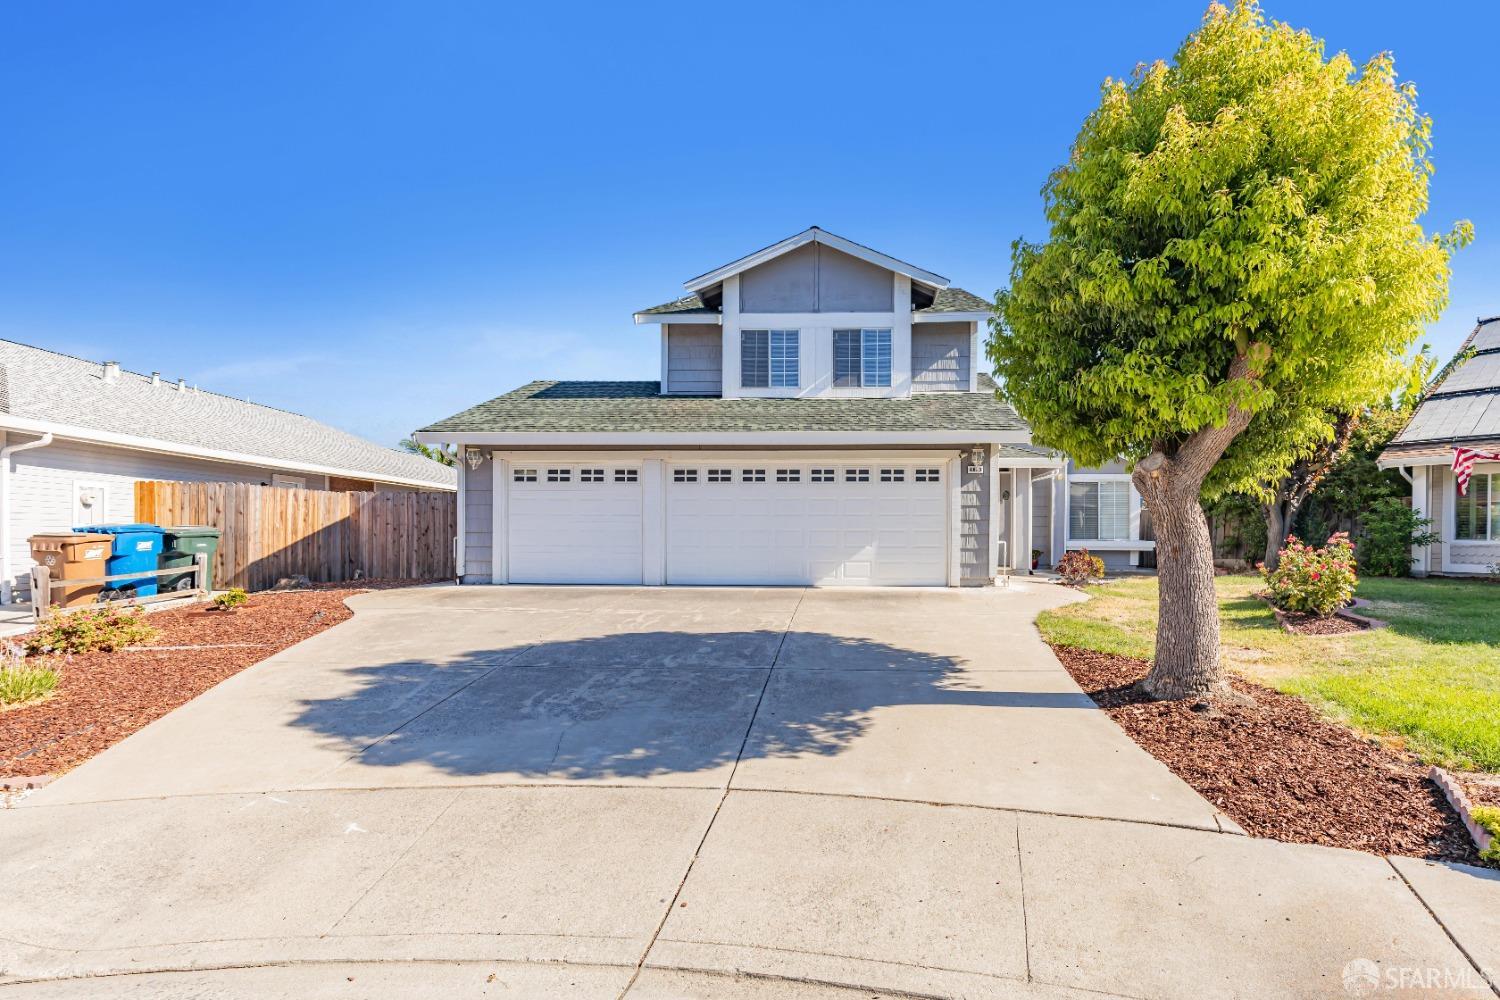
24,606,158,655
1055,549,1105,586
1262,533,1358,616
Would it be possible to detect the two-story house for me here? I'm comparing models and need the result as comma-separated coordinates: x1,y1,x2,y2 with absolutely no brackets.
416,228,1153,587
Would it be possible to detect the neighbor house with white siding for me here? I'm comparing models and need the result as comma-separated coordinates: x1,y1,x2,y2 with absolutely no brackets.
1379,315,1500,576
0,339,456,602
415,228,1154,588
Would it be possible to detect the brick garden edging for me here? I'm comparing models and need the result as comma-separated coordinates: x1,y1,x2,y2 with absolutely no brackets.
1431,766,1495,858
1257,593,1389,634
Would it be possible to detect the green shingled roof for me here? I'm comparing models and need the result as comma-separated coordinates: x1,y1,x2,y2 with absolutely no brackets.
917,287,991,313
635,294,718,317
421,375,1026,435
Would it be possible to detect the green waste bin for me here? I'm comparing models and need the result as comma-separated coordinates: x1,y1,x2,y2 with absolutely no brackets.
160,525,222,593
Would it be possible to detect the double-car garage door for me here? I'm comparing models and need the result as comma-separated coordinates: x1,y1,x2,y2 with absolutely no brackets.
506,458,950,586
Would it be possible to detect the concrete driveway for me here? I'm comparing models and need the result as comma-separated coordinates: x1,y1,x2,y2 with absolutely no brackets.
2,583,1497,999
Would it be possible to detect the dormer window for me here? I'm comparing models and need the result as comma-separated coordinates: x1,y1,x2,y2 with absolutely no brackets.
833,329,892,387
742,330,799,388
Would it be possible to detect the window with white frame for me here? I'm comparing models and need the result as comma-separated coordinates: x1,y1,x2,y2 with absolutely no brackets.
833,329,893,387
915,468,941,483
879,468,905,483
707,468,732,483
1455,474,1497,540
547,468,571,483
513,468,538,483
776,468,800,483
742,468,766,483
614,468,638,483
811,468,834,483
580,468,604,483
845,468,870,483
741,330,799,388
673,468,698,483
1069,480,1130,541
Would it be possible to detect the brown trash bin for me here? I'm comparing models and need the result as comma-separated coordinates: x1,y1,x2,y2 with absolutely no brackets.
29,533,112,607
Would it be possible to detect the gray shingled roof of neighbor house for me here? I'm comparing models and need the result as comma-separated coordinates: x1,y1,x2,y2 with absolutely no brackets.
635,286,991,318
1383,318,1500,460
0,339,456,488
421,375,1027,435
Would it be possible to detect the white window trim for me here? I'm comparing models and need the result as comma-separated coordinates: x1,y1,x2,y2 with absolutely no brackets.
271,473,307,489
1444,466,1500,572
740,328,800,389
1064,474,1147,548
833,328,894,388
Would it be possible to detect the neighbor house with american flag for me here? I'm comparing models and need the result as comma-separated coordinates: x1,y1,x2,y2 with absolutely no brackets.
1379,316,1500,576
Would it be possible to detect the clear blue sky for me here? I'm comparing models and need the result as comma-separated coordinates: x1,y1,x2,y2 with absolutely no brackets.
1,2,1494,448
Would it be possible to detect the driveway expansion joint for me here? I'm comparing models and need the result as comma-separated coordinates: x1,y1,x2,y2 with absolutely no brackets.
1385,856,1500,998
621,588,806,998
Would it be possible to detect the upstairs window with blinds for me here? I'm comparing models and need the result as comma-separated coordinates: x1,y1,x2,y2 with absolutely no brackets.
741,330,799,388
1455,473,1496,540
833,329,892,387
1069,480,1130,541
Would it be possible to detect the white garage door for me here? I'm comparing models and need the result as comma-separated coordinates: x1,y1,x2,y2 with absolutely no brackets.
666,460,948,586
507,464,643,584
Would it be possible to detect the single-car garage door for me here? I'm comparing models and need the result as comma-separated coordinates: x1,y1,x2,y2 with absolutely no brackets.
666,460,948,586
507,463,643,584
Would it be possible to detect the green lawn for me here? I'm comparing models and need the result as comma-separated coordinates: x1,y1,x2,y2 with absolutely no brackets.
1037,575,1500,773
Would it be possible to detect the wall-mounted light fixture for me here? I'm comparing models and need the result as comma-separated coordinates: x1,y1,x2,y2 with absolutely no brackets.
464,447,484,471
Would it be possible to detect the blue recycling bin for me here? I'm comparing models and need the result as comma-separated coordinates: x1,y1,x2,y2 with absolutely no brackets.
74,523,165,598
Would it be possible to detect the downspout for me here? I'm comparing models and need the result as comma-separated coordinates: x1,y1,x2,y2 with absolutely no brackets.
1397,466,1414,485
0,432,55,604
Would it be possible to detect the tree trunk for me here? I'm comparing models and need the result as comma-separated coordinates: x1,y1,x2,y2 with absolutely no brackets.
1131,349,1260,702
1134,467,1229,701
1263,499,1287,571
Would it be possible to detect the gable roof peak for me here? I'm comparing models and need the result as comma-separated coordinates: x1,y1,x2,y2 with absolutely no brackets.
683,227,949,294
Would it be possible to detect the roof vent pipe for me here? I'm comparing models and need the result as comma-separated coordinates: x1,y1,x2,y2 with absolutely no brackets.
150,372,160,385
102,361,121,382
176,377,186,391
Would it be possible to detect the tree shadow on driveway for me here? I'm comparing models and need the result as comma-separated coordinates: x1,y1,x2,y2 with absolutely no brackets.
288,630,1095,783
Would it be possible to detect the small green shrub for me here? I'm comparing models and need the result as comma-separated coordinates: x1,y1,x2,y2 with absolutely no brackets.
1262,533,1358,616
1472,806,1500,864
212,587,248,610
0,645,59,707
1055,549,1105,586
24,606,158,655
1358,497,1440,577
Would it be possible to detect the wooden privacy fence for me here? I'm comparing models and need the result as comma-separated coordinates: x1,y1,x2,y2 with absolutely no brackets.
135,481,456,591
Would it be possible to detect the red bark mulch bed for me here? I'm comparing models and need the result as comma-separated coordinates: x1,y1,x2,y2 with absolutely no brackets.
1275,610,1367,635
1467,780,1500,810
1,587,406,780
1053,646,1486,865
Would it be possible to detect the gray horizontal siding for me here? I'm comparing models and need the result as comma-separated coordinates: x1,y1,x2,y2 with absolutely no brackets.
666,324,722,395
462,454,493,582
912,323,971,392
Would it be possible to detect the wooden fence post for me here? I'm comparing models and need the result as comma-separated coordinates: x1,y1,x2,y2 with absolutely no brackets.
29,565,49,620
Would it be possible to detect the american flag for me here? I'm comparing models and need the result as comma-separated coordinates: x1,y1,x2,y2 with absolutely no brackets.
1452,446,1500,496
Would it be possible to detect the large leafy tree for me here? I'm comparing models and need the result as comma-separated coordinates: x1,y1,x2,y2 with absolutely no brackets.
991,1,1467,699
